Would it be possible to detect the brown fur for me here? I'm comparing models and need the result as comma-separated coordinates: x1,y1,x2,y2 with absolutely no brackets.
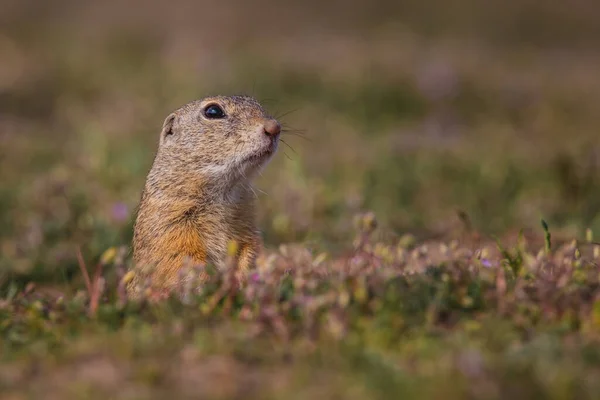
127,95,280,299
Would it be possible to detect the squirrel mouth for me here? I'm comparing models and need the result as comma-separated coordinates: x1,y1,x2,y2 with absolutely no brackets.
245,141,278,164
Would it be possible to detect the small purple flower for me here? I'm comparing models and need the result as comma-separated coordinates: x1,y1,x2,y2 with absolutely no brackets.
416,60,459,102
481,258,493,268
250,273,260,283
111,202,129,222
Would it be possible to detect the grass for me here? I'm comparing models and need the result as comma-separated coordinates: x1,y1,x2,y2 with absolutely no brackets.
2,0,600,398
3,219,600,399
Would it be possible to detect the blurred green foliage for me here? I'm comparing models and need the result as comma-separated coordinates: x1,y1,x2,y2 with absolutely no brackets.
2,0,600,398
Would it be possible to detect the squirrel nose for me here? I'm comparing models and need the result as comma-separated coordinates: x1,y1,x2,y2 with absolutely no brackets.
263,119,281,137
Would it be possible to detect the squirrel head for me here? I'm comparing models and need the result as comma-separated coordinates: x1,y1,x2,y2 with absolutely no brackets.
153,95,281,191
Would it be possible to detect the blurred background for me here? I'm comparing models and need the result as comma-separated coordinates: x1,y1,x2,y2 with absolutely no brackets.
2,0,600,282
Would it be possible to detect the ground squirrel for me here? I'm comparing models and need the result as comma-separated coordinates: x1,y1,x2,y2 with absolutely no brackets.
127,95,281,299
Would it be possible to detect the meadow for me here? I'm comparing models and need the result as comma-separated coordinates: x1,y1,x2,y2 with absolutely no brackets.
2,1,600,398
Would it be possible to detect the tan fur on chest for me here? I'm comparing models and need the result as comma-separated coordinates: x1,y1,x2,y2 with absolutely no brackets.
130,189,257,293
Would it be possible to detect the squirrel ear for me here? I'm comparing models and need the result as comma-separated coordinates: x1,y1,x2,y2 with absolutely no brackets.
159,113,176,145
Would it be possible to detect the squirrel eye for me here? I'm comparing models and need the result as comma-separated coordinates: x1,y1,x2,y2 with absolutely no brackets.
204,104,226,119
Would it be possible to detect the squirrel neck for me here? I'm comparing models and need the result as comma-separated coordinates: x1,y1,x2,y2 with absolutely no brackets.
140,161,251,221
